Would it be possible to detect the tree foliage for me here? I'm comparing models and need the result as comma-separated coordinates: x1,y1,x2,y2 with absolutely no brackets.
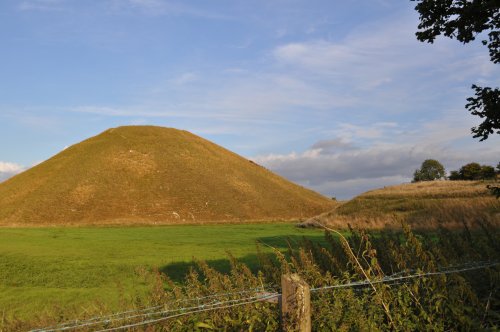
466,84,500,140
460,162,483,180
413,159,446,182
493,161,500,198
413,0,500,141
480,165,496,179
414,0,500,63
448,170,462,180
448,161,498,182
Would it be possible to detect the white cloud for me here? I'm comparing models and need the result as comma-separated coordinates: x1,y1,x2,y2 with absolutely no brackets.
0,162,24,182
253,116,500,199
310,138,357,153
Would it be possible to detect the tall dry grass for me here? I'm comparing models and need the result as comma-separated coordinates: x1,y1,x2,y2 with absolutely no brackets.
310,181,500,230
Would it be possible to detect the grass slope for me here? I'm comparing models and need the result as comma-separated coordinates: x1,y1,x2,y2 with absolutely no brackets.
310,180,500,229
0,126,335,225
0,223,326,318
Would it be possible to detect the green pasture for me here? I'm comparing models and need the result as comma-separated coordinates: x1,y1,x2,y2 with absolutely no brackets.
0,223,326,318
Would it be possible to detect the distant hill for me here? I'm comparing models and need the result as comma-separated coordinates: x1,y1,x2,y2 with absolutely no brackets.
0,126,335,226
306,180,500,229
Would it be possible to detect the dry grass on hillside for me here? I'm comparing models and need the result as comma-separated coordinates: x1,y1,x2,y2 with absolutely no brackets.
308,181,500,230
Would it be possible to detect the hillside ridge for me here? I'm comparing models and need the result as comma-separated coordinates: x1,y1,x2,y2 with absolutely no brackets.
305,180,500,229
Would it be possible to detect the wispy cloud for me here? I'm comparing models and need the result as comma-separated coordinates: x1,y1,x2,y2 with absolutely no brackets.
18,0,66,11
272,14,497,103
107,0,230,19
169,72,198,86
71,70,358,121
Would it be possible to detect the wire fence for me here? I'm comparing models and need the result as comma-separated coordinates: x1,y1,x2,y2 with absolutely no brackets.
310,260,500,292
95,293,281,332
30,260,499,332
29,285,278,332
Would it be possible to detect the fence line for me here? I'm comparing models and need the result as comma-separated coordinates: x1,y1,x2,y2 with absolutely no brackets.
310,260,500,292
31,260,499,332
36,293,280,332
95,293,281,332
29,285,277,332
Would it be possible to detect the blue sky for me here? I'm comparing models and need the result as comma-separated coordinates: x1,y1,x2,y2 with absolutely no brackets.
1,0,499,199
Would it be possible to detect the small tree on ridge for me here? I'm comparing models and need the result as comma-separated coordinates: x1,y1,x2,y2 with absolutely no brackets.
413,159,446,182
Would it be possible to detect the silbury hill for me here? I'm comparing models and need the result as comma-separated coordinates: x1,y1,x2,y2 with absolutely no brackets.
0,126,335,226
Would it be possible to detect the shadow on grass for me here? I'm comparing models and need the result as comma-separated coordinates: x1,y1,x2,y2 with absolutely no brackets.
160,234,327,282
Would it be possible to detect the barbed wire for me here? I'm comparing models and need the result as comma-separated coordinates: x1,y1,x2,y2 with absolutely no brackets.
310,260,500,292
30,287,277,332
95,293,280,332
28,305,165,332
30,259,499,332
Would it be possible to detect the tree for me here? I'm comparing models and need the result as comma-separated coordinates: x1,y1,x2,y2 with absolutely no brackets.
413,0,500,141
466,85,500,140
448,170,462,180
459,162,482,180
413,159,446,182
480,165,496,179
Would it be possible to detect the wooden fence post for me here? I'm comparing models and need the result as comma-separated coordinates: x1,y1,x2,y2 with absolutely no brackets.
281,274,311,332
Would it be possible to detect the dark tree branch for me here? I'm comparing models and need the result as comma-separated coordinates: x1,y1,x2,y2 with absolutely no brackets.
413,0,500,63
466,85,500,141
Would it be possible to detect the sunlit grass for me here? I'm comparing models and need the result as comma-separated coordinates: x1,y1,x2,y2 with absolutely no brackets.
0,223,327,319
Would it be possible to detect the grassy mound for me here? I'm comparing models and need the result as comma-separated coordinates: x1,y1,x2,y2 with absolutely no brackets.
0,126,335,225
309,180,500,229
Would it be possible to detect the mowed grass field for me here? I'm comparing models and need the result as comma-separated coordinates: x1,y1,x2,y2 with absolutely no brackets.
0,223,326,319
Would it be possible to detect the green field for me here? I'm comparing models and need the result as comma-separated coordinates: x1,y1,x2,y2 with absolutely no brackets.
0,223,325,319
